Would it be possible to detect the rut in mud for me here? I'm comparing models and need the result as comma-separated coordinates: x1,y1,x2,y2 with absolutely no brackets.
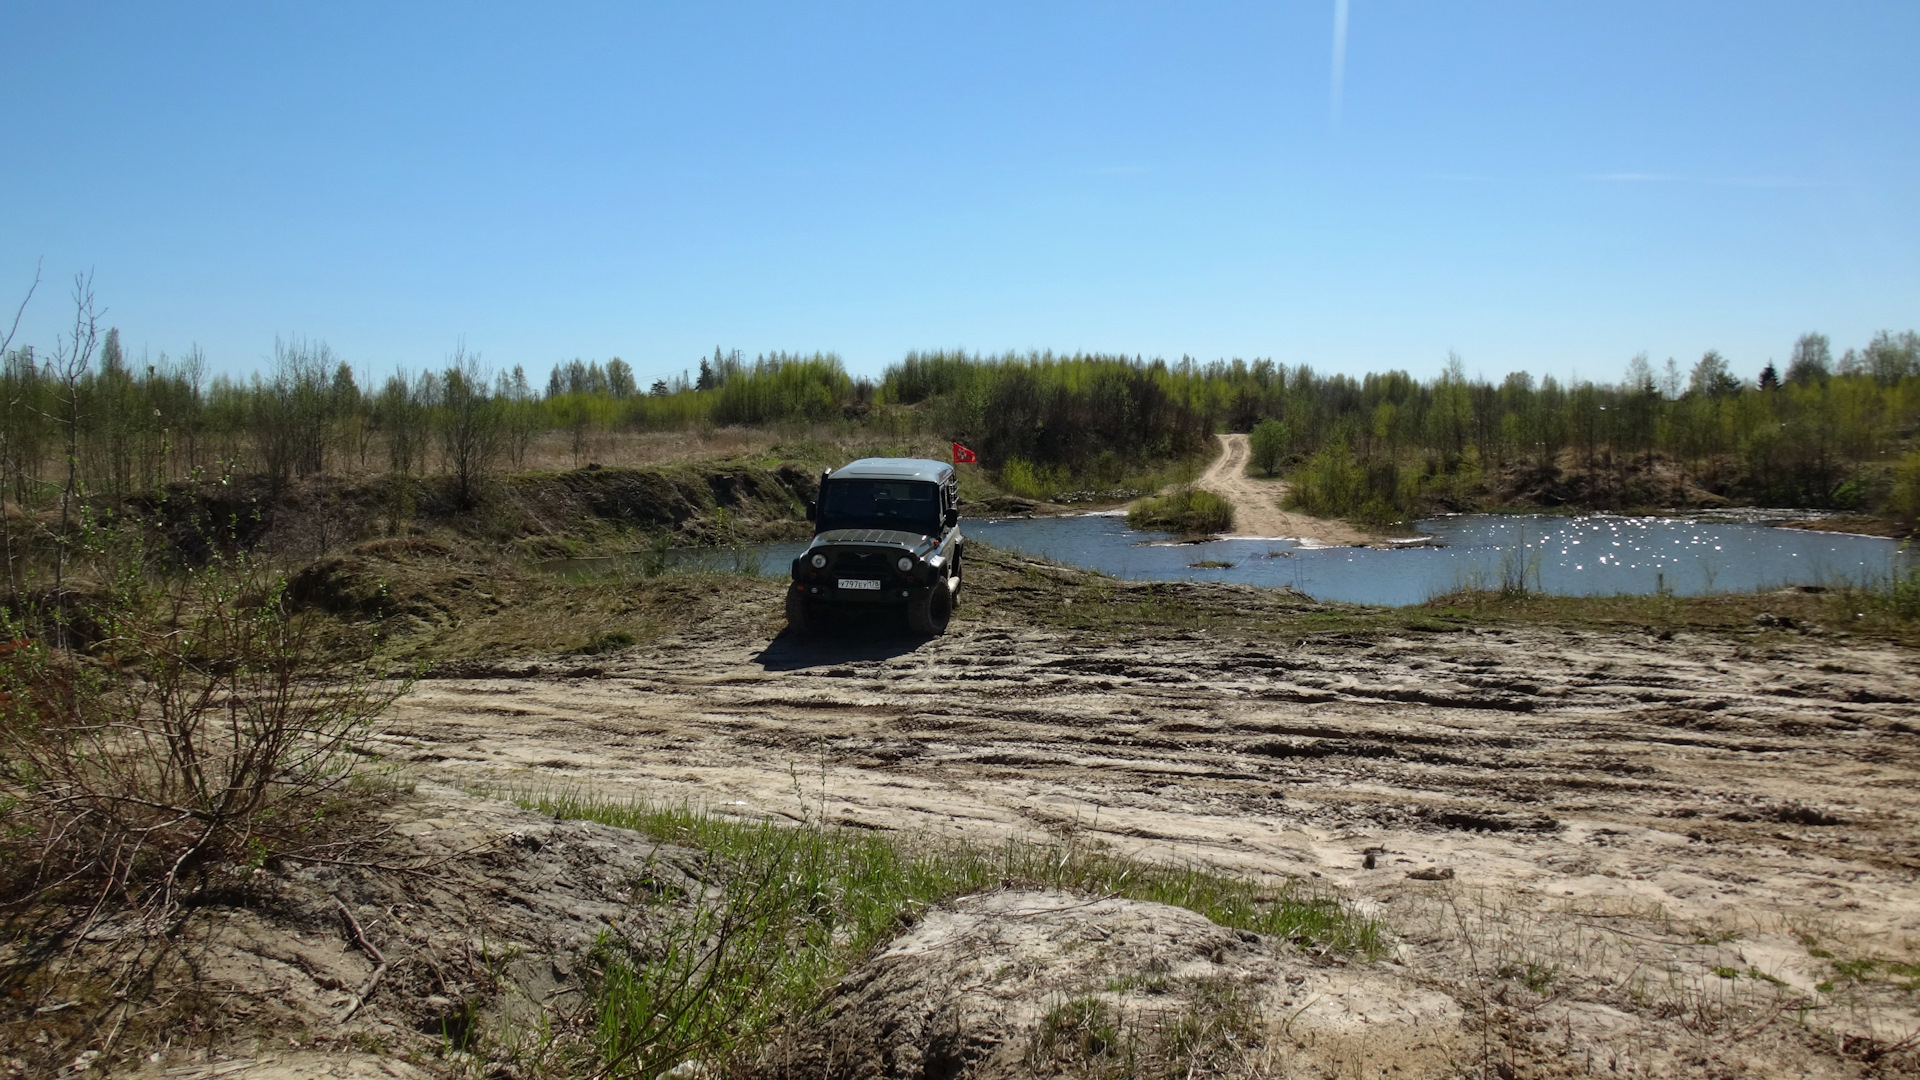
390,604,1920,931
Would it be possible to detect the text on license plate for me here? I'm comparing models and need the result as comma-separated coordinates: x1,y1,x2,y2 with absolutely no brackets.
838,578,882,591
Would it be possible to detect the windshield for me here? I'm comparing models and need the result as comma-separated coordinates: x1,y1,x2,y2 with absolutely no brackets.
818,479,941,535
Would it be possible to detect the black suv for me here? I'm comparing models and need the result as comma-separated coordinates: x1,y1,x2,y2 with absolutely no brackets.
787,458,963,635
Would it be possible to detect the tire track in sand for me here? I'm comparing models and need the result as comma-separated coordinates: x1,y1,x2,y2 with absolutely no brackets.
1194,433,1375,545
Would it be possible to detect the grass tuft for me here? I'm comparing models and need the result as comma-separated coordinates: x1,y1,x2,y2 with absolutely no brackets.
1128,488,1234,535
511,790,1380,1077
573,628,637,654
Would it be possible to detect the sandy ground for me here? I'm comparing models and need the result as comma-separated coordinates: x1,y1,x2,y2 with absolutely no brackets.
1194,433,1377,545
390,613,1920,935
381,582,1920,1073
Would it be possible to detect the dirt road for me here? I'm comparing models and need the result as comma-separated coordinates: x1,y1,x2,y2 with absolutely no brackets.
1196,432,1375,545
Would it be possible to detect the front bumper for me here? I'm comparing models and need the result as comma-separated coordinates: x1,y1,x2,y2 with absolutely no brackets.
791,540,945,605
791,580,933,606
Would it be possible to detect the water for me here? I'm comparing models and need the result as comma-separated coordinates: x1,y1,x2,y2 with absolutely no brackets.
966,513,1914,607
542,514,1914,608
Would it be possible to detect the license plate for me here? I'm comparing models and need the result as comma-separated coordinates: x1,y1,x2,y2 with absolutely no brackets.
838,578,882,591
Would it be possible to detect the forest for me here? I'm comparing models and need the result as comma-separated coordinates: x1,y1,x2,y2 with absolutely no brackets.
3,277,1917,541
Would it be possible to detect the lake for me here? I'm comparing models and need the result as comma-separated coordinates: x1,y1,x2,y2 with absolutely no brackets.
550,513,1914,608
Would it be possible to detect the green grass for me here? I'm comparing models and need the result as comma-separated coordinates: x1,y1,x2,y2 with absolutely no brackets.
1422,576,1920,646
1029,996,1124,1066
511,790,1380,1078
572,629,637,654
1127,487,1234,535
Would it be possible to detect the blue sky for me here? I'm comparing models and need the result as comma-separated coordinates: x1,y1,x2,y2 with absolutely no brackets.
3,1,1916,387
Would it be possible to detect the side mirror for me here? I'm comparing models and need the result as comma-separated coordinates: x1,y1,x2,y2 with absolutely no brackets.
806,500,816,522
945,508,959,528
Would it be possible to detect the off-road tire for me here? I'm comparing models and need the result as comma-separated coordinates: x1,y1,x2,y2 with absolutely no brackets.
785,589,816,635
906,577,953,636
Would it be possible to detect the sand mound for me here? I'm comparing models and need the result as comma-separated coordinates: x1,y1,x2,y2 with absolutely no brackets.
12,785,707,1079
775,889,1463,1079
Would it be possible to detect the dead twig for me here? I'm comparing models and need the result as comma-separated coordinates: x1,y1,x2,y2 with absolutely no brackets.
333,897,389,1022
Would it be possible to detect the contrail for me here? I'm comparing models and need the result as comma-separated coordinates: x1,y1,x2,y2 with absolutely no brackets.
1330,0,1349,129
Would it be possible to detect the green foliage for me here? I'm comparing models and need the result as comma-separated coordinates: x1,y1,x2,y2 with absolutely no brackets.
2,302,1917,527
879,351,1217,483
1890,450,1920,529
1248,417,1289,475
709,352,851,426
999,457,1069,500
1029,997,1123,1066
1286,437,1411,525
1128,488,1234,535
574,629,637,654
517,790,1379,1077
1864,557,1920,623
1688,349,1743,397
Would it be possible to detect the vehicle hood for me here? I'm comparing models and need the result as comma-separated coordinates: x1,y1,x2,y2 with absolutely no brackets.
808,528,939,556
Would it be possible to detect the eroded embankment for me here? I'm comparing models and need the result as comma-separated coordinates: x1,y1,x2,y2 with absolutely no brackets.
134,458,821,569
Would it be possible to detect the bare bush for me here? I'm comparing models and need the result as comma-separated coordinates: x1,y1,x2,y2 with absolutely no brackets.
438,345,505,508
0,542,408,934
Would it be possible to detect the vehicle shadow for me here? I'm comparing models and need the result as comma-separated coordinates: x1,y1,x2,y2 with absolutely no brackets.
751,624,931,671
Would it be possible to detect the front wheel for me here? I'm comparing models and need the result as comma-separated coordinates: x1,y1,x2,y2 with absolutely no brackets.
905,579,953,636
785,588,816,635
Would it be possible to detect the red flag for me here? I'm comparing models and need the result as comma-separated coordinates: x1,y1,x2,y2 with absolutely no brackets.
951,442,978,464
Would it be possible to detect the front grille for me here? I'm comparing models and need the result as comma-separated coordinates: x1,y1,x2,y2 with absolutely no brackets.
834,551,888,572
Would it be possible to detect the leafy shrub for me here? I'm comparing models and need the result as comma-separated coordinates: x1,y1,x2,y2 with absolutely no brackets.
1284,436,1483,526
1889,449,1920,530
576,629,638,654
999,457,1069,501
1286,438,1369,519
1877,559,1920,622
1248,418,1290,476
1128,488,1234,535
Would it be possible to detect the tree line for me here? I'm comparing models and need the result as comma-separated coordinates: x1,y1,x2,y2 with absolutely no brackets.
881,340,1920,522
3,272,1916,534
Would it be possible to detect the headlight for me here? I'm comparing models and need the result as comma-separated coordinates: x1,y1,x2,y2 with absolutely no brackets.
896,556,914,573
810,553,827,569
